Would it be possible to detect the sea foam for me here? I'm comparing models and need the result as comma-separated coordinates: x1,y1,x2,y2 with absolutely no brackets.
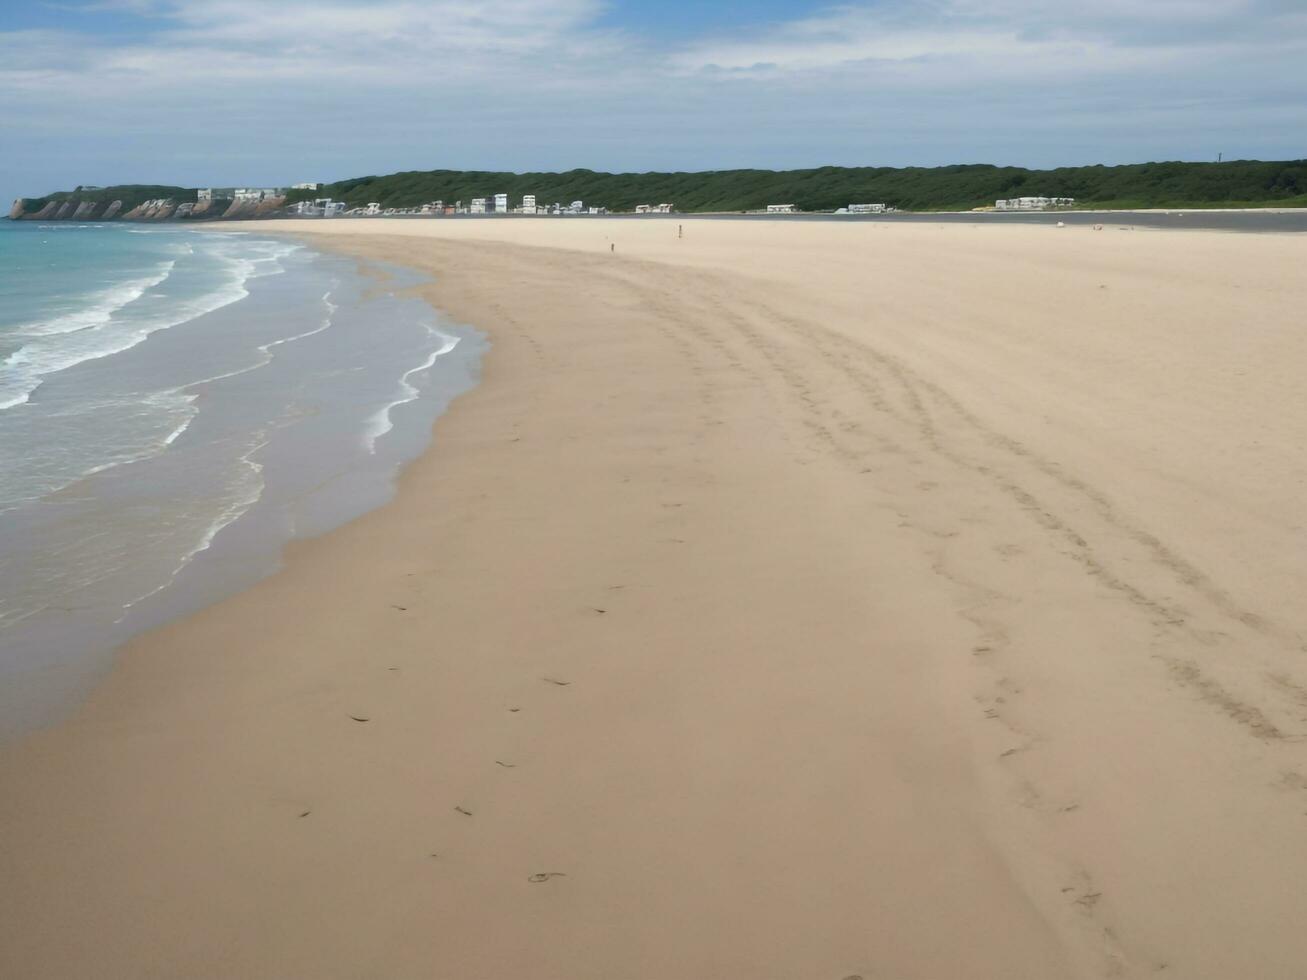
362,327,461,453
0,240,299,412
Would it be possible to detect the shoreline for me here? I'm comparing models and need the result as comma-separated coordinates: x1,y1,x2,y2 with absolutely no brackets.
0,229,484,739
5,219,1307,977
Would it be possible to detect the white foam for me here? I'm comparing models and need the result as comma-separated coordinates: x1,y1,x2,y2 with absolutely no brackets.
17,260,176,338
114,432,270,620
0,239,298,412
0,388,198,516
158,283,338,401
362,326,461,453
0,273,337,518
159,410,194,447
257,286,338,355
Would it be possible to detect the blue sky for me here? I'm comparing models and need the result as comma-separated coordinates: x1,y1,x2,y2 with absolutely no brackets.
2,0,1304,200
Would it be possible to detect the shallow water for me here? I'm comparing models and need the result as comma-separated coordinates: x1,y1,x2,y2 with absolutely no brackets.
0,222,485,737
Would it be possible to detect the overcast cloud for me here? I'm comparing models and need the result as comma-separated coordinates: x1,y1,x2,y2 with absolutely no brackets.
1,0,1303,199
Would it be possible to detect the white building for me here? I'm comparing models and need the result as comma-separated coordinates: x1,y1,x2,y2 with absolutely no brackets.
198,188,213,201
234,188,281,202
290,198,343,217
365,202,382,215
995,197,1075,210
470,198,487,214
521,194,537,214
767,204,797,214
568,200,584,213
848,203,887,213
493,193,508,213
292,182,320,191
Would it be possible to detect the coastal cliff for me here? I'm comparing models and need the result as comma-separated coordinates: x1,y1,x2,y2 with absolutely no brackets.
9,185,216,223
9,185,288,223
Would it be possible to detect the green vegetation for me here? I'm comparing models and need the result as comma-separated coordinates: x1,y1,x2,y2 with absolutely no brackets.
16,161,1307,219
288,160,1307,213
17,184,197,215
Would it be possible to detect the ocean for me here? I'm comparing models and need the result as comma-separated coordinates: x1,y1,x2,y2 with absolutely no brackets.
0,221,484,736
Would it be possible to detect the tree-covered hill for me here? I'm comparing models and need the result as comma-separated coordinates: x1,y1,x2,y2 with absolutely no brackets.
14,161,1307,219
292,160,1307,212
18,185,197,214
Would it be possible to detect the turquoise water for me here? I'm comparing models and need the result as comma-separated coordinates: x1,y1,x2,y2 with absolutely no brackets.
1,224,300,501
0,221,484,736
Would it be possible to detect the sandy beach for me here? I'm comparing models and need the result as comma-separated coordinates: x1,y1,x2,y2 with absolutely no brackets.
3,217,1307,978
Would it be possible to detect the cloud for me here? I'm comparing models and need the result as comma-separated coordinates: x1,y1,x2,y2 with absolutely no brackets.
0,0,1303,198
3,0,629,99
670,0,1306,76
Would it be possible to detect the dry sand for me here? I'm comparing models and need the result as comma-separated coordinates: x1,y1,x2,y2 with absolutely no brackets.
3,217,1307,978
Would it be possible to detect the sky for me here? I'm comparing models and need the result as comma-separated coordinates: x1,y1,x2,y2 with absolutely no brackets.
1,0,1304,199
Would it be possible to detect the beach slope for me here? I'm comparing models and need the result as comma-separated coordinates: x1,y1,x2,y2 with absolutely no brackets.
3,218,1307,978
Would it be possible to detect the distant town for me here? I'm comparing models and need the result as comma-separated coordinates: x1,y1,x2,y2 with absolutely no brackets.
267,188,1071,218
287,192,620,218
10,182,1080,223
277,189,1073,218
15,158,1306,224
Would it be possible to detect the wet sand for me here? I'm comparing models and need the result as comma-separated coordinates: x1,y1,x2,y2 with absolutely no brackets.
3,218,1307,978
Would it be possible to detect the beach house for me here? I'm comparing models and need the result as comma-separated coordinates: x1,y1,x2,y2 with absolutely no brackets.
995,197,1075,210
233,188,283,203
521,194,537,214
767,204,797,213
848,203,887,213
